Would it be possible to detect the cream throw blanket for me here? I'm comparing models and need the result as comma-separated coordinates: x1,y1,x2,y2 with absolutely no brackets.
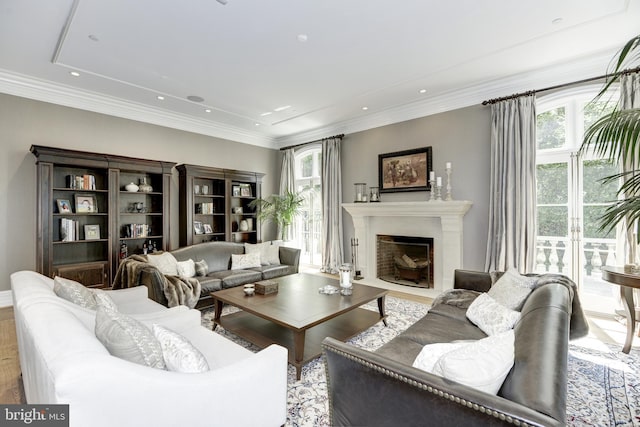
113,254,201,309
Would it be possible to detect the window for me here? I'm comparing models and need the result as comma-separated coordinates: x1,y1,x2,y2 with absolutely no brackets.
294,146,322,266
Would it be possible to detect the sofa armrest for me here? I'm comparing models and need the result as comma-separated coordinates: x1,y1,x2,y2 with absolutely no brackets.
322,337,561,427
279,246,300,273
137,266,170,306
105,285,150,304
454,269,492,292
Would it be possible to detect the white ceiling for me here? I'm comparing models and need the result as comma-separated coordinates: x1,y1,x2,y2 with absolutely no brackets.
0,0,639,149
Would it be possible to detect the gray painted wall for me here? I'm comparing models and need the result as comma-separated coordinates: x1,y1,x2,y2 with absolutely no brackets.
341,104,492,271
0,93,280,292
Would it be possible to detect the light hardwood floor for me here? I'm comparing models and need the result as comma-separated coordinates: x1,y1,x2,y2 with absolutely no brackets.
0,306,24,404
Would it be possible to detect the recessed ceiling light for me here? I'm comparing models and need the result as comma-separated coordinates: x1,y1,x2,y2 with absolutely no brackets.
552,17,563,25
156,95,165,101
88,34,99,42
255,123,260,126
274,105,291,112
69,71,80,77
260,112,273,117
204,108,212,113
216,0,228,4
297,34,308,43
419,89,427,94
362,106,369,111
187,95,205,103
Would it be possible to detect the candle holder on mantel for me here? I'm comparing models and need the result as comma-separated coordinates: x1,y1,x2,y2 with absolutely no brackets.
445,166,453,201
354,183,367,203
429,178,437,201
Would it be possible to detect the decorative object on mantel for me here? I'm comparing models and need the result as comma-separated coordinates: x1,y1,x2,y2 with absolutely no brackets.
125,182,139,192
351,237,363,279
369,186,380,202
428,171,436,201
339,263,353,295
445,162,453,201
354,183,367,202
138,177,153,193
435,176,442,200
379,147,432,193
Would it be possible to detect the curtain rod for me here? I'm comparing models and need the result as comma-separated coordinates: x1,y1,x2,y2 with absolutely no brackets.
279,133,344,151
482,66,640,105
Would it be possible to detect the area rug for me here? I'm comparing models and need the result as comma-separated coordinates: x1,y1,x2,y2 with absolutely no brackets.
201,297,640,427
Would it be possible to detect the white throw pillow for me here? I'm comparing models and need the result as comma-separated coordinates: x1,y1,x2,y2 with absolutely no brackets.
93,289,118,311
176,259,196,278
231,252,261,270
488,268,536,311
53,276,96,309
146,252,179,276
95,307,166,369
264,244,281,265
244,242,270,266
466,293,520,336
152,324,210,373
412,341,469,372
432,330,515,395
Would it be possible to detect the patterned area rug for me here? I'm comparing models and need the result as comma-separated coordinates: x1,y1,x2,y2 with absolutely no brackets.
201,297,640,427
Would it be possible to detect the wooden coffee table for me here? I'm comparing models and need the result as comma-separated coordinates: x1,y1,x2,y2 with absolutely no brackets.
210,273,388,379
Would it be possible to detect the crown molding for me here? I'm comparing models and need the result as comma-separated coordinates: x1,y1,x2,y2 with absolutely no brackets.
0,69,277,149
275,49,617,148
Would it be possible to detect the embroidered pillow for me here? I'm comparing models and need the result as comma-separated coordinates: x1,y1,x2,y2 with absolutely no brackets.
93,289,118,311
146,252,179,276
176,259,196,278
231,252,261,270
244,242,270,266
488,268,537,311
194,259,209,276
95,307,165,369
432,330,515,395
53,276,96,309
466,293,520,336
152,325,210,373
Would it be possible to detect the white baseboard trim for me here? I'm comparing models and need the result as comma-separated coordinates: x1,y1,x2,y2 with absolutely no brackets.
0,290,13,307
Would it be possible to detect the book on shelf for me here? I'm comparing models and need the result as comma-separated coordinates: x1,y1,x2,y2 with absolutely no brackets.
195,202,215,214
124,224,151,238
67,174,96,190
60,218,79,242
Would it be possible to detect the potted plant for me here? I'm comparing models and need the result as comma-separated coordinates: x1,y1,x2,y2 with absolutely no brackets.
249,190,305,241
579,35,640,248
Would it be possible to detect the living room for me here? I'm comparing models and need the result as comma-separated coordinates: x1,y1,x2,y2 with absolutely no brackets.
2,1,640,426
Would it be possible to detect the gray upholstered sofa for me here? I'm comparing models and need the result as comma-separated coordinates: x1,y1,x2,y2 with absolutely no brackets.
322,269,589,427
119,241,300,309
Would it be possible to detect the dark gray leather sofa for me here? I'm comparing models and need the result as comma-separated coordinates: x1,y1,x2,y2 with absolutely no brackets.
150,241,300,309
322,269,588,427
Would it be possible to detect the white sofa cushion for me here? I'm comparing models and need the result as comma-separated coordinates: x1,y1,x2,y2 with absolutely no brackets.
152,324,210,373
53,276,97,309
95,307,166,369
412,341,469,373
488,268,536,311
245,242,270,266
231,252,261,270
146,252,179,275
466,293,520,336
177,259,196,278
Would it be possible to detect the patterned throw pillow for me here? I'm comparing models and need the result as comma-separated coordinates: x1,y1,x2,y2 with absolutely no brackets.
244,242,270,266
432,330,515,395
466,293,520,336
53,276,97,309
263,244,281,265
231,252,261,270
152,325,210,373
488,268,537,311
93,289,118,311
194,259,209,276
176,259,196,278
95,307,166,369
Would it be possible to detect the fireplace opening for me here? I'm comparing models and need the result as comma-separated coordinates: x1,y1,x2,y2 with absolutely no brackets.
377,235,434,288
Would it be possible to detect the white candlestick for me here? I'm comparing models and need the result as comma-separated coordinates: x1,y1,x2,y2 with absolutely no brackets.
445,162,452,170
436,176,442,186
430,171,435,181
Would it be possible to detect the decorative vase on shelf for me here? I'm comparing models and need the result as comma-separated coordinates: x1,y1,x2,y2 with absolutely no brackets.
125,182,139,192
139,177,153,193
239,219,249,232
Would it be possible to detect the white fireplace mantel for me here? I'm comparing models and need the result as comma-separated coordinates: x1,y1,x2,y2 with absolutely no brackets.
343,201,472,293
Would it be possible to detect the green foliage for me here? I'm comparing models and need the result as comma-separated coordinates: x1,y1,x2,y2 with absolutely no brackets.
537,107,566,149
248,190,305,240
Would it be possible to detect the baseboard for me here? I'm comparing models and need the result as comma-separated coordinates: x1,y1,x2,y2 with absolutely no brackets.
0,290,13,307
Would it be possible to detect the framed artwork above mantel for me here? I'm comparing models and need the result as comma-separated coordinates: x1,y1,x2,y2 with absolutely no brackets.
378,146,432,193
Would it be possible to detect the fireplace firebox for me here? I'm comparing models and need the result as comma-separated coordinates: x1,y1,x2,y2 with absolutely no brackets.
377,235,434,288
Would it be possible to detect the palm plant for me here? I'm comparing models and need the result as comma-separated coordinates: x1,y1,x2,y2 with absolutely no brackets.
579,35,640,241
249,190,305,240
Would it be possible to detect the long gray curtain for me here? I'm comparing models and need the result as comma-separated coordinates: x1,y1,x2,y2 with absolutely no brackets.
620,73,640,264
321,136,343,273
279,148,296,241
485,95,537,273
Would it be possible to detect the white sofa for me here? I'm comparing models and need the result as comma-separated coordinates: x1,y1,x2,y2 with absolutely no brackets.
11,270,288,427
